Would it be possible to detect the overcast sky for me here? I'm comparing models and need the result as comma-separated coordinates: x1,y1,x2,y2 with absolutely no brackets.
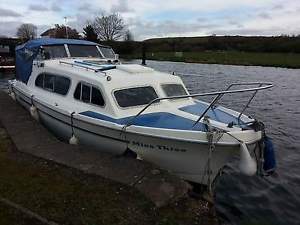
0,0,300,40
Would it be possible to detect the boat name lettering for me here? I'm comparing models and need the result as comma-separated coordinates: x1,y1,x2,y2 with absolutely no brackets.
131,141,186,152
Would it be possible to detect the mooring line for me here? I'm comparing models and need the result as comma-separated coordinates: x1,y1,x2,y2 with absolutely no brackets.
0,196,60,225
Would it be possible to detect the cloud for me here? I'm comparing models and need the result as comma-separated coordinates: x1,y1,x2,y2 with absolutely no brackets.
78,3,92,11
0,7,22,17
1,0,300,39
51,4,62,12
272,4,284,11
129,18,221,40
111,0,133,13
0,21,22,37
257,12,272,19
29,4,49,11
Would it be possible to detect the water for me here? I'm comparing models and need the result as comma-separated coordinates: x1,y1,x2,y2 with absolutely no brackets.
1,61,300,225
137,60,300,225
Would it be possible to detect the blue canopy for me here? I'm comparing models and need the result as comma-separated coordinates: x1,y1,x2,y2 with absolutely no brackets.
15,38,98,84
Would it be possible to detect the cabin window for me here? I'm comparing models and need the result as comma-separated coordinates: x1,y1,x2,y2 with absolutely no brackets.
74,82,105,106
81,84,91,102
162,84,187,97
44,74,55,91
99,47,115,58
114,86,159,108
35,73,70,95
54,76,71,95
35,74,44,88
42,45,67,59
68,45,102,58
91,87,105,106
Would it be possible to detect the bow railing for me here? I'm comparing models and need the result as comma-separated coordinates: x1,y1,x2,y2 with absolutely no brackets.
122,82,273,130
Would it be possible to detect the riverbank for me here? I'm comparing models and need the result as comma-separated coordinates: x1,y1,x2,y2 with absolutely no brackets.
121,51,300,69
0,125,218,225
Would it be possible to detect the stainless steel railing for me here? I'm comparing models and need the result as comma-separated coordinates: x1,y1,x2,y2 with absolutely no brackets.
122,82,273,130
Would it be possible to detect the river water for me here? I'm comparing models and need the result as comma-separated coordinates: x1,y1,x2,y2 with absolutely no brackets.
1,61,300,225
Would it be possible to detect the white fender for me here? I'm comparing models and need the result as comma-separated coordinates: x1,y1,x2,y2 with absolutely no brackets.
69,134,79,145
30,105,39,121
239,142,257,176
10,92,16,101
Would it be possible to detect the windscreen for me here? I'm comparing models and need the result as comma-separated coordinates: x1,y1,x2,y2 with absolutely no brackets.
162,84,188,97
99,47,115,58
68,45,102,58
114,86,159,107
43,45,67,59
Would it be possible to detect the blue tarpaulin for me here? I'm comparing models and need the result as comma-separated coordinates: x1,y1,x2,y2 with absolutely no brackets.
15,38,98,84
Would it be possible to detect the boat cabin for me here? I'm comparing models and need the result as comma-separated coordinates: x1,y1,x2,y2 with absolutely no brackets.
15,38,192,119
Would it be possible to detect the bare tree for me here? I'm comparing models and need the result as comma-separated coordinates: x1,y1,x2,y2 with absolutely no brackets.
16,23,37,41
93,13,125,41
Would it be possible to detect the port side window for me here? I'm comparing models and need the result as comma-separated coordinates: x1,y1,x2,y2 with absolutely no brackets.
74,83,81,100
82,84,91,102
35,73,70,95
44,74,55,91
114,86,159,108
91,87,105,106
35,74,44,88
74,82,105,106
54,76,71,95
162,84,187,97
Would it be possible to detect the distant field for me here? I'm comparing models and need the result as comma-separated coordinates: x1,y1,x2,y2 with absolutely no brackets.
122,51,300,69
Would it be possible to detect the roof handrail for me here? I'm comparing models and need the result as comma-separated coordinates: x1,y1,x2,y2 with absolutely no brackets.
59,61,107,75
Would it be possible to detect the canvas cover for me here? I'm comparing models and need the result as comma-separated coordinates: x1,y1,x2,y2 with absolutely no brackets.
15,38,98,84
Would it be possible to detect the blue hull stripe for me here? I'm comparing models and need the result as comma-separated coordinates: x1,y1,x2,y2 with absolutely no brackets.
79,111,207,131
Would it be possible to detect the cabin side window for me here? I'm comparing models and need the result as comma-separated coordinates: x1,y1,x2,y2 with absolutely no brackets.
161,84,188,97
35,73,70,95
74,82,105,106
114,86,159,108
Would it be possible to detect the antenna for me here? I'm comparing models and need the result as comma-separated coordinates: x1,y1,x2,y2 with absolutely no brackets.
64,16,68,39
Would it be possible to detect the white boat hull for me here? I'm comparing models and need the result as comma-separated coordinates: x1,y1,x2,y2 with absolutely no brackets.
12,85,260,186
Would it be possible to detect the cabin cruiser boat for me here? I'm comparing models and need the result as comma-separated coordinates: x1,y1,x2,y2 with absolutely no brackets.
8,38,275,187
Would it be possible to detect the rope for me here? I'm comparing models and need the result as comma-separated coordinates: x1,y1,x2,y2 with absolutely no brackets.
202,117,224,194
30,95,35,106
70,112,75,136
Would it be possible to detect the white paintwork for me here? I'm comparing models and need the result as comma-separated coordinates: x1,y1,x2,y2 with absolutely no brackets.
10,47,264,185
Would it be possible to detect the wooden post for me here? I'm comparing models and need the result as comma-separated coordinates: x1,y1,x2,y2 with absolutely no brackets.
141,42,146,65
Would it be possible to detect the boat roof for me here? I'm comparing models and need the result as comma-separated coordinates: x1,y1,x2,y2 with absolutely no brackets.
15,38,100,51
15,38,108,84
44,59,183,88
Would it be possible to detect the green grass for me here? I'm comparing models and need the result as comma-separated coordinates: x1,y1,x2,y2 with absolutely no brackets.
0,127,217,225
122,51,300,68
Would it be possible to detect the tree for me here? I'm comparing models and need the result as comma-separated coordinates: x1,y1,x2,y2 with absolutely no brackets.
83,24,98,42
16,23,37,41
124,29,134,41
93,13,125,41
52,24,80,39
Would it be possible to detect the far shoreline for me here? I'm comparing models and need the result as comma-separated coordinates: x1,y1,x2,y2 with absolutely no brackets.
121,51,300,69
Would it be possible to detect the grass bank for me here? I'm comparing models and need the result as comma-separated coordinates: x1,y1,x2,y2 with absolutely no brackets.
0,126,218,225
122,51,300,69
